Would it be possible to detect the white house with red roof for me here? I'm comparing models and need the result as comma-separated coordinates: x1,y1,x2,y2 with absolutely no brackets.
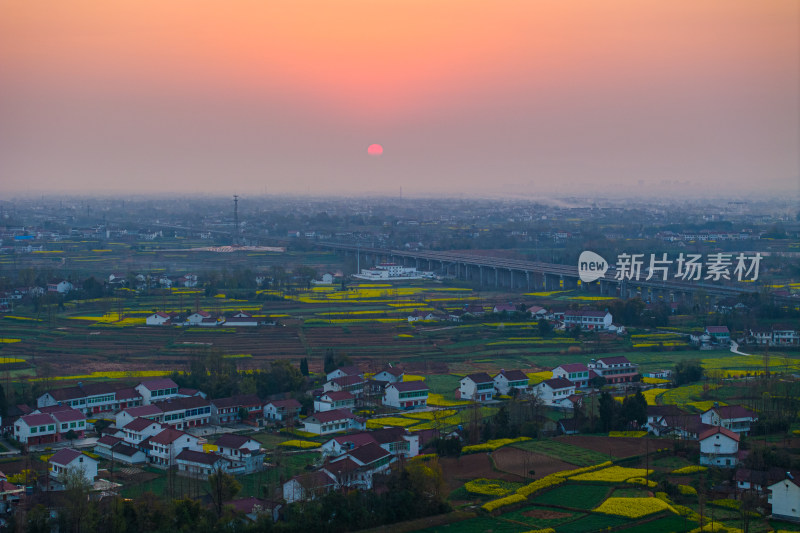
699,426,740,467
532,378,576,407
121,417,165,445
527,305,548,318
302,409,365,436
214,433,265,473
326,365,363,382
588,356,638,384
564,310,612,330
175,449,232,479
148,428,202,467
36,382,143,414
321,427,419,459
94,435,148,465
146,312,173,326
493,304,517,314
705,325,731,344
154,396,211,429
15,413,59,445
47,448,97,489
283,470,337,503
47,280,73,294
51,408,87,439
373,367,404,383
383,381,429,409
264,398,302,422
135,378,180,405
209,394,263,425
493,370,529,395
14,407,86,445
313,391,355,413
324,442,395,491
225,312,259,327
768,472,800,522
324,375,366,398
116,404,163,428
700,404,758,436
186,311,213,325
457,373,494,402
552,363,591,388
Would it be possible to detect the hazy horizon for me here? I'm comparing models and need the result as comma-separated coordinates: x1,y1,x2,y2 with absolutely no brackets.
2,1,798,198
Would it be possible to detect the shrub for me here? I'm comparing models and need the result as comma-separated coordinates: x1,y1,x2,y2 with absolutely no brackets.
462,436,531,454
464,478,513,497
481,493,526,512
278,440,320,449
516,474,565,497
671,465,707,475
628,477,657,488
594,497,677,519
570,466,653,483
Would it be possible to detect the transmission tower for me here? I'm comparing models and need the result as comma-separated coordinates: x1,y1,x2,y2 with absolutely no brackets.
233,195,240,245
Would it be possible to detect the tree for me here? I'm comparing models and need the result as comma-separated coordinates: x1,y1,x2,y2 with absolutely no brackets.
208,468,242,517
300,357,309,376
537,319,554,338
598,391,617,432
674,360,704,386
238,406,249,422
60,465,93,533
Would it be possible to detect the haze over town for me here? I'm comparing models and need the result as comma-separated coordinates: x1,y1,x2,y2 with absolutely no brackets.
1,1,798,198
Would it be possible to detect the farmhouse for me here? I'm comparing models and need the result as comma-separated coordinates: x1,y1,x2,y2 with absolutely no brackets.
552,363,591,388
313,391,355,413
564,310,612,330
768,473,800,522
175,450,232,479
224,311,259,327
705,325,730,344
136,378,181,405
699,426,740,468
323,442,395,491
47,448,98,491
214,433,265,473
373,367,404,383
532,378,576,407
492,370,529,395
303,409,365,436
283,471,337,504
153,396,212,430
326,366,363,382
146,312,174,326
148,428,202,467
116,404,163,428
382,381,429,410
324,375,366,398
264,398,302,422
701,404,758,436
14,408,87,445
588,356,638,384
457,373,494,402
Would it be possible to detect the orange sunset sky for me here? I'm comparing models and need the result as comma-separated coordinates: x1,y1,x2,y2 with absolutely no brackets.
1,1,797,197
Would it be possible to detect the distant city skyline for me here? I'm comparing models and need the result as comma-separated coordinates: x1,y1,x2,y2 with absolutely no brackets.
1,1,798,198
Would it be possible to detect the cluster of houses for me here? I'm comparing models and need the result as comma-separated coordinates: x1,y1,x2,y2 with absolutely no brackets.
8,378,285,488
145,310,267,327
409,303,625,333
455,356,639,408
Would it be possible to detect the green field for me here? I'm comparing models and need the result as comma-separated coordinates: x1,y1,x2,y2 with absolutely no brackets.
529,483,610,510
512,439,612,466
